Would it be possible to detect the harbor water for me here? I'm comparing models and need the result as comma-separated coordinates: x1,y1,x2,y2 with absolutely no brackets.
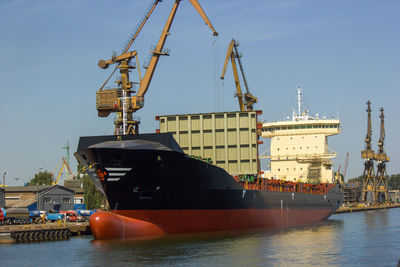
1,208,399,266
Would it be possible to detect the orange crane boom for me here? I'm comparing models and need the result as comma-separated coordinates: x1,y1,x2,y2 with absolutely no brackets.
188,0,218,36
135,0,218,100
98,0,160,91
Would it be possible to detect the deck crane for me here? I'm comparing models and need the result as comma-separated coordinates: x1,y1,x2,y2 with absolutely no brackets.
220,39,258,111
335,164,342,185
336,152,349,185
96,0,218,135
343,152,349,181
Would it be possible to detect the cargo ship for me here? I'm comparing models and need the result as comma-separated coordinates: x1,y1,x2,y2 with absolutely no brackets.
75,1,342,240
75,110,343,240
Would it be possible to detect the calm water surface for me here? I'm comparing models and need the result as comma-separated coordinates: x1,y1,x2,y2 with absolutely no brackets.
1,208,399,266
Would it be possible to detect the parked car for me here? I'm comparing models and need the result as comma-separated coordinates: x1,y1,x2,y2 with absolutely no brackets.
59,210,84,222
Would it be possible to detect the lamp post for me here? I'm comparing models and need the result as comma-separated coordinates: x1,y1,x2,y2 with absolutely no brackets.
2,172,9,187
37,167,42,211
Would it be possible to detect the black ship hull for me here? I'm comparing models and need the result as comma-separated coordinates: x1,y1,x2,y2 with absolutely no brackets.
75,134,343,239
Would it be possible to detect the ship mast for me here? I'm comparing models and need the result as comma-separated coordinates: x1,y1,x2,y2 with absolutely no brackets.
292,87,311,121
297,87,302,118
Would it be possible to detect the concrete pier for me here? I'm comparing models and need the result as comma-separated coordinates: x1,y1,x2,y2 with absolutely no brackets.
335,203,400,214
0,222,90,243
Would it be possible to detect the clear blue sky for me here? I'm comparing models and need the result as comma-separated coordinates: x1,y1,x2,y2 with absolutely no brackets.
1,0,399,185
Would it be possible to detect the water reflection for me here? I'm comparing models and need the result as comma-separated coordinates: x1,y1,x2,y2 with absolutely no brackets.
364,209,389,228
264,220,344,266
89,220,344,266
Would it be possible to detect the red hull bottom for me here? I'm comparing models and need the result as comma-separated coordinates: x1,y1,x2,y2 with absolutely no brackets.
90,209,333,240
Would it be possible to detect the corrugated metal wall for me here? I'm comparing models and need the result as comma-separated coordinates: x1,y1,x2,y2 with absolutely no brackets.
0,189,5,208
158,111,258,175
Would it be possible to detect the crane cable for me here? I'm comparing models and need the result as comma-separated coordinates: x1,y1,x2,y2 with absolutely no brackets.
212,36,220,111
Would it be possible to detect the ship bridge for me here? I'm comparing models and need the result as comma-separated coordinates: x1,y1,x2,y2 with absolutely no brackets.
261,88,341,184
262,119,341,138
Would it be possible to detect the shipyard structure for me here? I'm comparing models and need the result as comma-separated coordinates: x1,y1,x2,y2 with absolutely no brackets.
262,88,341,184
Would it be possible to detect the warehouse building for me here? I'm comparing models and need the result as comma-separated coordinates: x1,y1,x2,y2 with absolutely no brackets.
4,185,75,212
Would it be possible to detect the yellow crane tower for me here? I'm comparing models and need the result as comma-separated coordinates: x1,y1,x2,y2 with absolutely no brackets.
220,39,258,111
361,101,376,202
374,108,389,202
96,0,218,135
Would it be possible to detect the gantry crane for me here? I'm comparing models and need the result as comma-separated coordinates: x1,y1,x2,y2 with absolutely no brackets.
374,108,389,202
96,0,218,135
361,101,376,202
220,39,257,111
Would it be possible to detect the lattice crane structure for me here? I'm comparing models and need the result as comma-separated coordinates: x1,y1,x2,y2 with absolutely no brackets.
95,0,218,135
374,108,389,202
361,100,376,202
220,39,257,111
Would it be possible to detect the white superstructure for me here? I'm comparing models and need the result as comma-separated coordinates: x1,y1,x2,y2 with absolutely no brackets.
262,88,341,183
